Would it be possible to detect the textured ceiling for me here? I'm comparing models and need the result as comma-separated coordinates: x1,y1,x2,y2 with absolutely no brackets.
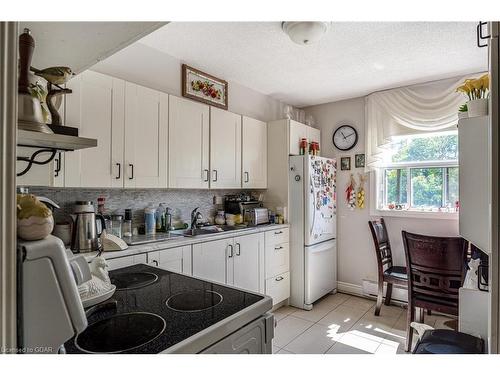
22,22,166,74
139,22,487,107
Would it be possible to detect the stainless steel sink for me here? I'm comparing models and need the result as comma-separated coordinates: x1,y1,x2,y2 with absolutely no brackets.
170,227,222,237
169,224,248,237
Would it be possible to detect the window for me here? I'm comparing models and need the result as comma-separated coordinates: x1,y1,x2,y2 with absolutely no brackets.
378,131,459,211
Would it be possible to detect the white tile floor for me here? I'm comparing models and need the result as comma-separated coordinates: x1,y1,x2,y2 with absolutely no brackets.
272,293,455,354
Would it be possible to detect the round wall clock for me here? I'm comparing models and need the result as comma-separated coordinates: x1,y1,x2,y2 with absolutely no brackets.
332,125,358,151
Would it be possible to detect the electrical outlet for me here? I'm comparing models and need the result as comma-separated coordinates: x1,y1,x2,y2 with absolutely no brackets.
213,195,223,205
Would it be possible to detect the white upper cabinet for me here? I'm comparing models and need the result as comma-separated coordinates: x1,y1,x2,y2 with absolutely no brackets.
65,70,125,188
289,120,309,155
242,116,267,189
168,96,210,189
210,107,242,189
307,126,321,146
285,119,321,156
124,82,168,188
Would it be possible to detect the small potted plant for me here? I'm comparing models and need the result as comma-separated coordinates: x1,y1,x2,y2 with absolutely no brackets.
456,74,490,117
458,103,468,120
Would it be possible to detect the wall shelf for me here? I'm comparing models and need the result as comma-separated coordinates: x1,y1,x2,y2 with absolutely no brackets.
17,129,97,177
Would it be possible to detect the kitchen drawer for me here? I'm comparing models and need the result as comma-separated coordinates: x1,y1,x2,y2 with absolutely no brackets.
265,271,290,306
107,253,147,270
265,242,289,278
264,228,289,248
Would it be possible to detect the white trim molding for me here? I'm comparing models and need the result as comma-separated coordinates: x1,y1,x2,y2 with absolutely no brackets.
337,281,364,297
0,21,18,352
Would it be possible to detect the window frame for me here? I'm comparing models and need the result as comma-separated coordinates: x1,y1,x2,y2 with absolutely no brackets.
373,160,459,220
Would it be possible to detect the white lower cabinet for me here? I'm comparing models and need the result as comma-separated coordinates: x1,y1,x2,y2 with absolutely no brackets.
265,272,290,305
265,242,289,279
192,238,231,284
107,253,147,271
228,233,263,293
264,229,290,305
147,246,192,275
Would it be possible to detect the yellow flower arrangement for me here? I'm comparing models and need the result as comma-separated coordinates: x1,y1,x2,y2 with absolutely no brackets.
456,74,490,100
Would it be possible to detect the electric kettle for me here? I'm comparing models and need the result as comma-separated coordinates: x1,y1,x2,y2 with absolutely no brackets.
70,201,107,253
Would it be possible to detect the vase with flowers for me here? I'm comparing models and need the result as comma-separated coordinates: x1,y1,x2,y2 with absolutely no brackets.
456,74,490,117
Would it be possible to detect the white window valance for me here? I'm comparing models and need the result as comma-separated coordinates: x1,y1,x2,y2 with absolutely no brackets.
365,74,484,169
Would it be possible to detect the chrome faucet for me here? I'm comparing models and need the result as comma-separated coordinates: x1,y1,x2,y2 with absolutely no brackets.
191,207,203,229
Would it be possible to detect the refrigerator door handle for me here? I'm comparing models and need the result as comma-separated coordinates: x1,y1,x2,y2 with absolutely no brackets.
309,175,316,237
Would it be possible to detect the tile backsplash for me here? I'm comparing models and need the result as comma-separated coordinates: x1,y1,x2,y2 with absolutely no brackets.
28,187,264,228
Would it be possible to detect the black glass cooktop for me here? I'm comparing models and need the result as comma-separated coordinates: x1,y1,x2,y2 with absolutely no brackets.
166,290,223,312
111,272,158,290
65,264,265,354
75,312,166,353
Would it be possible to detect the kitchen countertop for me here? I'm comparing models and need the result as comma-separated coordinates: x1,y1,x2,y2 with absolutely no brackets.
83,223,289,261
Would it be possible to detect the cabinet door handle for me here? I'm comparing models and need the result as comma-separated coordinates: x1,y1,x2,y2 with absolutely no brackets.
203,169,209,182
274,231,283,235
275,276,284,282
274,246,283,250
54,152,61,177
129,164,134,180
213,169,218,182
228,244,234,258
244,171,249,183
116,163,121,179
236,243,241,256
477,21,490,48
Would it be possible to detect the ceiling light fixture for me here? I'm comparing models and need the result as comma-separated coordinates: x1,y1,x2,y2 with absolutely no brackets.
282,22,331,45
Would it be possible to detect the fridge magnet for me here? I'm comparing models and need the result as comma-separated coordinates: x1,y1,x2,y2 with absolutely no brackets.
340,156,351,171
345,174,357,210
182,64,228,109
356,173,367,209
355,154,365,168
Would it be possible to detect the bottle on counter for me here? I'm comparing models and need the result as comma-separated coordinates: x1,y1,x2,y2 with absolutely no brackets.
156,203,166,231
97,196,111,232
123,209,133,237
164,207,172,231
144,207,156,235
299,138,308,155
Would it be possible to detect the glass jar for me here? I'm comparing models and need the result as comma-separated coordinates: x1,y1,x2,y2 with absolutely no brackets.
111,215,123,238
215,210,226,225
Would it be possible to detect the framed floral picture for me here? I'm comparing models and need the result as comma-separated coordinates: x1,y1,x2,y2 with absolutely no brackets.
182,64,228,109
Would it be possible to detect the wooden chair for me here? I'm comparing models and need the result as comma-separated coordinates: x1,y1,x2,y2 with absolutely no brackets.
402,231,467,352
368,218,408,316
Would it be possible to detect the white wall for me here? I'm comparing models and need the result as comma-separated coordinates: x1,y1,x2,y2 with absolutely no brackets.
304,97,459,289
91,42,286,122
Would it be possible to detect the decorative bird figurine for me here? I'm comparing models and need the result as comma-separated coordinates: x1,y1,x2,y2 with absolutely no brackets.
78,256,113,301
30,66,74,89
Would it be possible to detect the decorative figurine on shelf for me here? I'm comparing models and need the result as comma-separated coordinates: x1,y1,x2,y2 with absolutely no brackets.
17,194,54,240
345,174,357,210
30,66,75,126
357,173,367,209
30,66,75,89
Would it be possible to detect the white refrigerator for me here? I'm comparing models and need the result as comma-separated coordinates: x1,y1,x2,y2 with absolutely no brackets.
288,155,337,310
